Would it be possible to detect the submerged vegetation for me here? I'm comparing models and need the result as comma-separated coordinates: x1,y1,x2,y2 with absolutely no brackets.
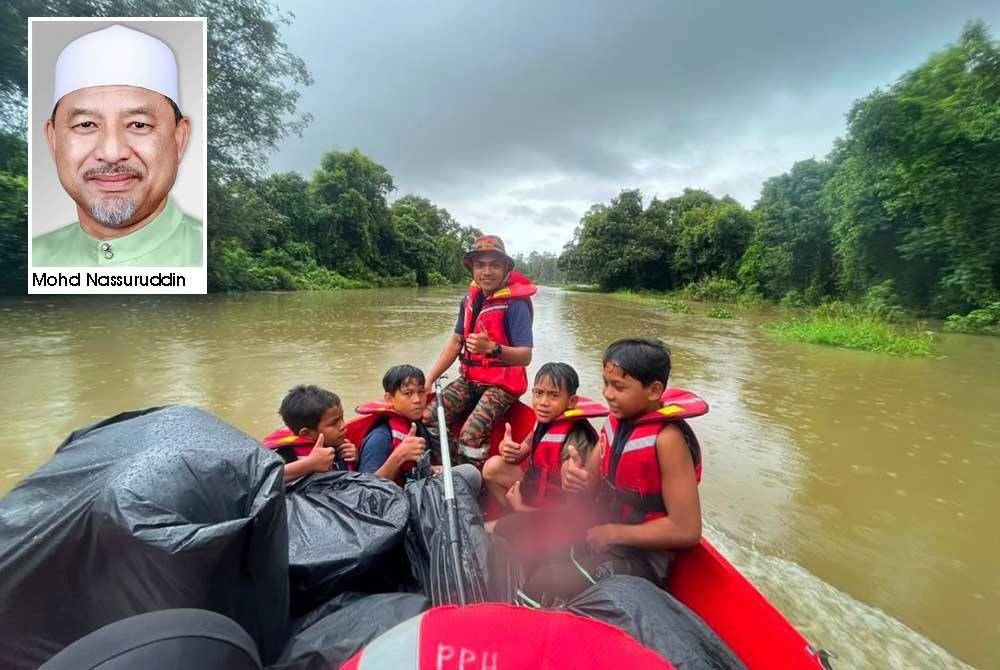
676,278,743,304
944,302,1000,336
615,291,693,314
763,303,933,356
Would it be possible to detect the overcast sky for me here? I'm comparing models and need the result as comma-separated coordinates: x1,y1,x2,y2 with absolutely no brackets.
269,1,1000,256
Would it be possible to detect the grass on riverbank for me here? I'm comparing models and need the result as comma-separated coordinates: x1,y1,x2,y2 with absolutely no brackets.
584,286,933,356
600,277,765,310
944,302,1000,336
763,303,933,356
561,284,606,293
615,291,693,313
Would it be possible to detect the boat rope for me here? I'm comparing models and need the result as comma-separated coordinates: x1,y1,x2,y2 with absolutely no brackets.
514,589,543,609
570,546,597,585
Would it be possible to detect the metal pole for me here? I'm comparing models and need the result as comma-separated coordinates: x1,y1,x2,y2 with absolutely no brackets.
434,376,467,606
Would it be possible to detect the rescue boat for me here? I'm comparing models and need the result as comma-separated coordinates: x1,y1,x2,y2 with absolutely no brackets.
341,390,835,669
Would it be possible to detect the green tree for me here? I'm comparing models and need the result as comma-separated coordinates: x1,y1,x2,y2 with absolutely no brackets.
0,160,28,293
740,159,837,302
559,190,668,290
643,189,720,290
309,148,395,275
388,194,476,284
389,201,437,285
259,172,314,247
673,199,754,285
207,178,289,251
827,21,1000,314
0,132,27,293
559,188,742,291
0,131,28,174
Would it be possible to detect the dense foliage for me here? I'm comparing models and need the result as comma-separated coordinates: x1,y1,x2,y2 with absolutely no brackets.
560,22,1000,319
0,134,27,294
207,150,482,291
944,302,1000,336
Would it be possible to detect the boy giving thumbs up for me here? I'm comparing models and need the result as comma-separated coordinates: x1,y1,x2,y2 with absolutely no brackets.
483,363,604,513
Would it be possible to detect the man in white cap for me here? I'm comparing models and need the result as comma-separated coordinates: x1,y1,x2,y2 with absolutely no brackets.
33,24,202,267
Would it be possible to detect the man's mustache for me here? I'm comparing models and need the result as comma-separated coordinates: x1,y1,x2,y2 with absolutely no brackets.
82,165,143,179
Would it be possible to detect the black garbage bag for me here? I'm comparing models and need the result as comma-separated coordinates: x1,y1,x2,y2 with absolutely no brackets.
563,576,746,670
287,591,371,634
403,472,488,605
285,472,411,617
274,592,430,669
0,406,289,669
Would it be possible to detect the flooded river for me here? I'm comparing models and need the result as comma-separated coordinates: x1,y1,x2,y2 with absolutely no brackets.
1,286,997,669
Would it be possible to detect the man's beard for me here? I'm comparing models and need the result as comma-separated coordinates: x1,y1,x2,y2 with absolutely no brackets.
89,196,138,228
82,165,142,228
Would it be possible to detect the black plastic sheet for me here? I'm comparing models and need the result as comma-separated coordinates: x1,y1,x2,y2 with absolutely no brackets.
564,576,747,670
0,406,289,669
274,592,429,669
403,472,489,605
285,472,411,616
39,609,263,670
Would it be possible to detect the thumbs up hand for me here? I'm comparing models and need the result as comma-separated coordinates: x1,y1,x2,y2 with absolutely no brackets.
562,444,591,494
499,422,525,463
465,322,495,355
397,422,426,463
305,433,336,473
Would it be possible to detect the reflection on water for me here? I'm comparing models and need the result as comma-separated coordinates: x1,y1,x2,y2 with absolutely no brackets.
2,287,998,669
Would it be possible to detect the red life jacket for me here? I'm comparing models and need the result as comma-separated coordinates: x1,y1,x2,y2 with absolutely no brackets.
357,401,423,485
460,271,537,395
262,426,315,460
523,397,608,507
599,388,707,524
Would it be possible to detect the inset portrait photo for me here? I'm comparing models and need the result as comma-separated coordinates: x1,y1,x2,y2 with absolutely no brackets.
28,18,207,294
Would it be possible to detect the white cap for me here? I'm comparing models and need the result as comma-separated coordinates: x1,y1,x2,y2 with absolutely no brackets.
53,24,179,107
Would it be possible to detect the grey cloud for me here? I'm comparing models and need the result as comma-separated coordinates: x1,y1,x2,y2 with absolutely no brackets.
538,206,580,226
506,204,536,218
272,0,1000,252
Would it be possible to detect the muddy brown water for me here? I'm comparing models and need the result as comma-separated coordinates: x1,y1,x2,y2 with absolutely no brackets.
1,287,997,669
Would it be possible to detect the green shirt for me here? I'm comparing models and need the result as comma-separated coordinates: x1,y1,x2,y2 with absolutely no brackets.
32,199,203,267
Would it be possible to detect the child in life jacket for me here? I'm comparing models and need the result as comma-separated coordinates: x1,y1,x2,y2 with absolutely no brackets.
262,385,359,482
357,365,432,484
482,362,604,513
357,364,484,493
522,338,704,603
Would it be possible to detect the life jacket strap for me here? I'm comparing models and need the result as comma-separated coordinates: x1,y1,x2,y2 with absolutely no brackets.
598,480,667,524
460,357,514,368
